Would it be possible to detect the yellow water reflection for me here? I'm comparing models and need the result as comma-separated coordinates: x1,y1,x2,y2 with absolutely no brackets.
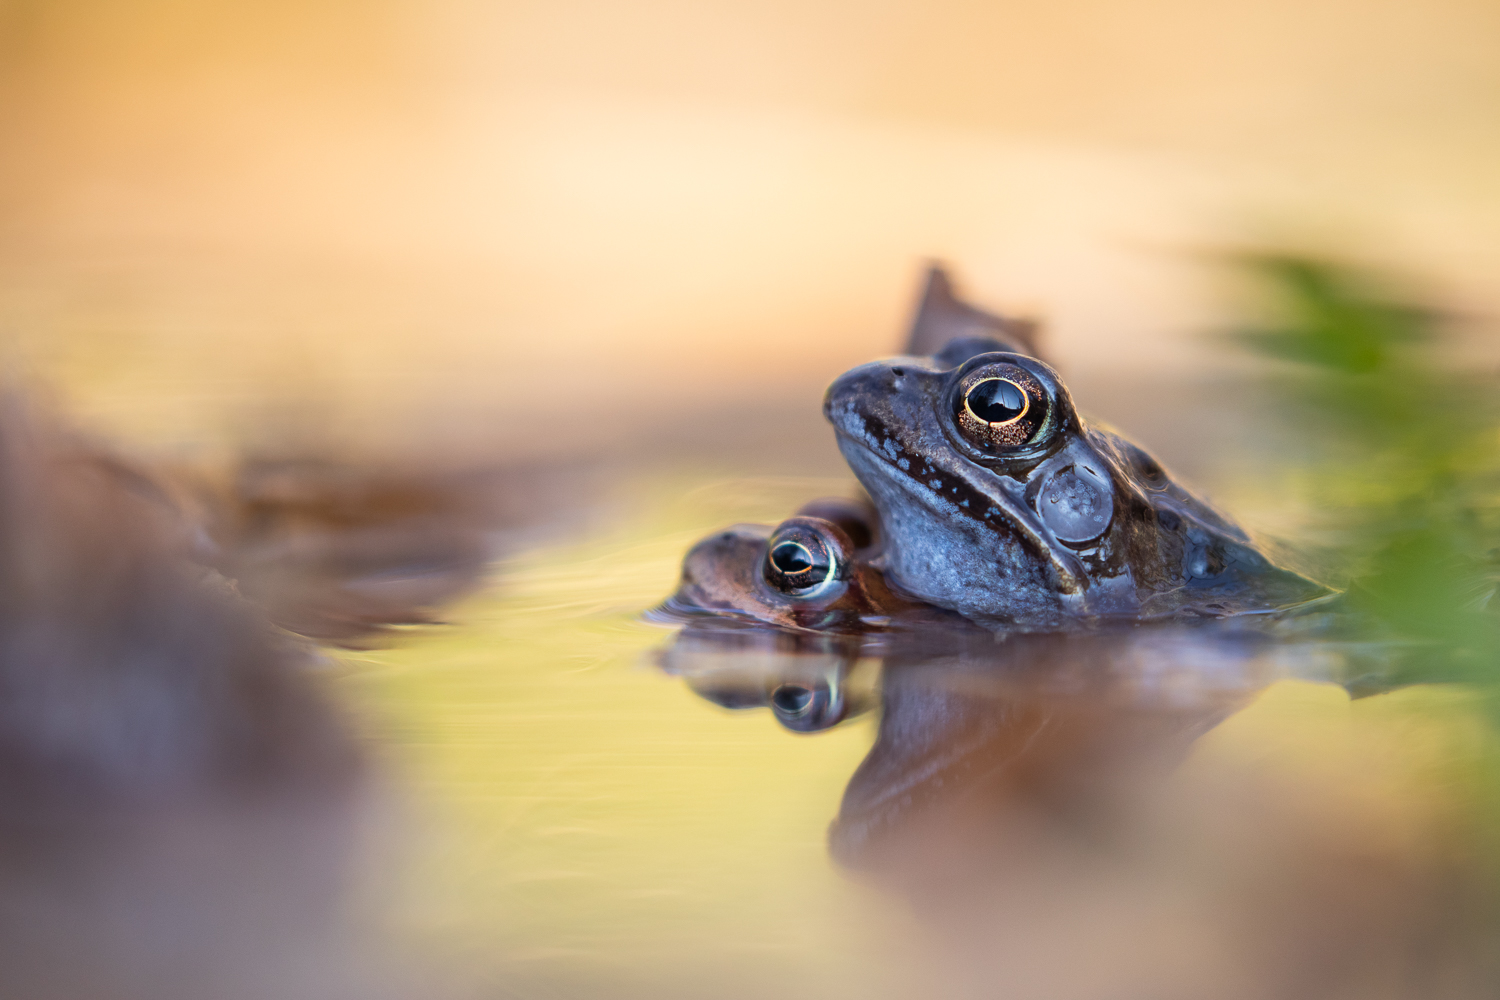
337,476,893,997
330,472,1500,998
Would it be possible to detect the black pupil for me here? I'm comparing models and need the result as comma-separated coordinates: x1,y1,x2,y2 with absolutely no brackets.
770,541,815,575
771,685,814,715
968,378,1027,423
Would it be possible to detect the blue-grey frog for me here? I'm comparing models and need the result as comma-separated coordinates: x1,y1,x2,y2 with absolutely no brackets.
824,267,1331,626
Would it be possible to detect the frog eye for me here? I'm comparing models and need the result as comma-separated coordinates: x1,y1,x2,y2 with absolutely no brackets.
952,363,1050,451
768,680,847,733
762,519,847,598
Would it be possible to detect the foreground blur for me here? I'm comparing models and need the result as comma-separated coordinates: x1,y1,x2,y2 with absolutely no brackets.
0,399,369,1000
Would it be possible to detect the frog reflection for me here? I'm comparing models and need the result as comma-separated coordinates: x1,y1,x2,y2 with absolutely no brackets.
828,630,1259,878
824,268,1331,626
657,622,1482,999
655,623,878,733
843,637,1482,1000
656,621,1284,873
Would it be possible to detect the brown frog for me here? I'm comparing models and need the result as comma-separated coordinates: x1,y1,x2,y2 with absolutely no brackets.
655,496,945,634
823,267,1331,626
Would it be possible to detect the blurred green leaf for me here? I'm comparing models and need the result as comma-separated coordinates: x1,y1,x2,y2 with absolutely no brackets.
1230,254,1500,691
1233,258,1428,374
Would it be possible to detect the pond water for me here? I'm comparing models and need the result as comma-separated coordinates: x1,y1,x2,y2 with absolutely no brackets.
2,252,1496,1000
335,473,1500,1000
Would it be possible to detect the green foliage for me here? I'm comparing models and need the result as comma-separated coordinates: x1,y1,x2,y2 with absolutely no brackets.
1233,257,1425,374
1232,255,1500,687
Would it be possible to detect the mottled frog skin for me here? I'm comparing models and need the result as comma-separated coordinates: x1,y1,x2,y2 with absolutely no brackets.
823,268,1330,626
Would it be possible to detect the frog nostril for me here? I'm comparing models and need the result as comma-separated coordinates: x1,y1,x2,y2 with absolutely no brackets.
890,367,905,377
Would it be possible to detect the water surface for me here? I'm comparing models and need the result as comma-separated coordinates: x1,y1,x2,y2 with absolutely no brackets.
336,472,1500,1000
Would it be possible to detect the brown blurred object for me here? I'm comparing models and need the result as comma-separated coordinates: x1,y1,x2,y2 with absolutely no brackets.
194,455,582,647
66,432,589,647
904,264,1043,360
0,394,384,1000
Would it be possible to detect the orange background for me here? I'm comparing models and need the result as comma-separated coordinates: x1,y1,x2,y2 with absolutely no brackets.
2,0,1497,455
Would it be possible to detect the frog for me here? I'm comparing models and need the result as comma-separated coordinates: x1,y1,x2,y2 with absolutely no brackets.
654,495,949,634
823,266,1332,626
651,494,962,732
655,265,1049,635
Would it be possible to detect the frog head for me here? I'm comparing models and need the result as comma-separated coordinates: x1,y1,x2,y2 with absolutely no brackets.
654,497,929,632
824,328,1327,626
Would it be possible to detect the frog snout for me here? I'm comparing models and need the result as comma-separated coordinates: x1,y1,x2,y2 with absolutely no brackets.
680,527,768,587
824,359,925,431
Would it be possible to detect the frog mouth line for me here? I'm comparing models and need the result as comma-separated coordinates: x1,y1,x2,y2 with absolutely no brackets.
831,426,1086,594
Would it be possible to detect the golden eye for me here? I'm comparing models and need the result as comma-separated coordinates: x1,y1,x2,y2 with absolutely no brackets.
762,519,847,597
952,364,1049,451
963,377,1030,426
769,540,818,576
